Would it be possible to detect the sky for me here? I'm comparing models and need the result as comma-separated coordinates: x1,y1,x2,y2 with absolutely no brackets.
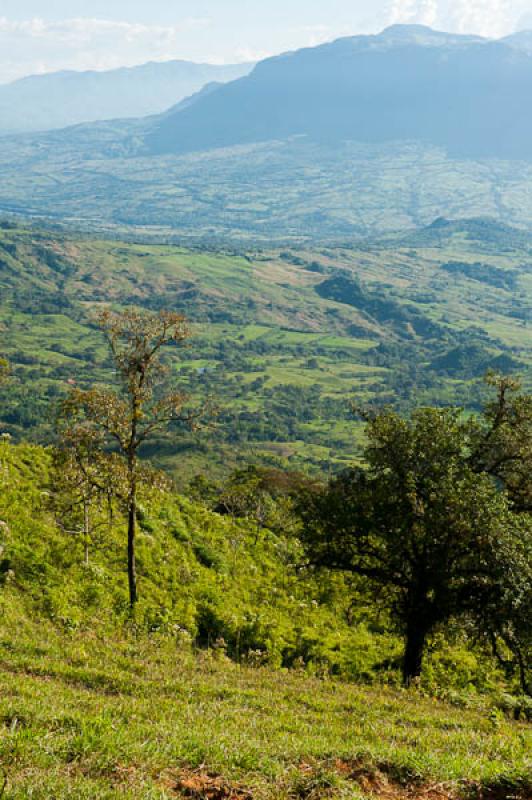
1,0,532,84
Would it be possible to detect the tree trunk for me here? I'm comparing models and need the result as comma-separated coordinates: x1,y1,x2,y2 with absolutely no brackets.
127,455,138,608
83,498,90,567
402,619,429,686
514,642,530,698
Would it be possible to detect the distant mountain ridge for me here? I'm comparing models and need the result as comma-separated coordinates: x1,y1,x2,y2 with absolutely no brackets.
501,30,532,53
0,60,254,134
146,25,532,161
3,25,532,239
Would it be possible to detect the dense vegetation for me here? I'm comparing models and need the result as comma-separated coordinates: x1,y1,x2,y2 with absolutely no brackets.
299,387,532,689
0,387,531,798
2,23,531,796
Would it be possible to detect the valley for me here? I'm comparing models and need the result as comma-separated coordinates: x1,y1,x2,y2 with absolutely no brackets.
3,26,532,239
0,218,530,483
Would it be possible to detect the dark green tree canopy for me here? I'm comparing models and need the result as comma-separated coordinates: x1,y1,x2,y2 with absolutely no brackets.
469,373,532,512
299,402,530,685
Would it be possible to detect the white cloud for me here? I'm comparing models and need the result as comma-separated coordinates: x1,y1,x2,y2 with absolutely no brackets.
1,3,532,84
298,24,337,47
386,0,531,38
388,0,421,26
417,0,440,28
448,0,513,38
232,46,274,64
0,16,213,83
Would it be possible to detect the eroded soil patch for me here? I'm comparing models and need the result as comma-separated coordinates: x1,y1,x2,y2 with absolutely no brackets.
308,759,457,800
163,769,253,800
164,761,530,800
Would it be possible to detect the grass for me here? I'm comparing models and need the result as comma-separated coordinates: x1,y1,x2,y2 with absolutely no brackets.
0,602,530,800
0,434,530,800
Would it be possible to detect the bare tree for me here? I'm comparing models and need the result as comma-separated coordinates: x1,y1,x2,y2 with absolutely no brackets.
52,423,126,566
62,310,205,607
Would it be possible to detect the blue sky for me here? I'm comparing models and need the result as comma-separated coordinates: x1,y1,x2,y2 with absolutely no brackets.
1,0,531,83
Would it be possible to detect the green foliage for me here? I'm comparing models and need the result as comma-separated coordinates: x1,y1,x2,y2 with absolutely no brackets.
0,439,354,670
475,518,532,696
0,437,518,696
298,401,531,685
0,356,9,384
0,430,530,796
470,373,532,513
59,308,203,606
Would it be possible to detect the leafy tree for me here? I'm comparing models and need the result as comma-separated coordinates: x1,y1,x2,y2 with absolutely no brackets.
62,310,204,607
217,466,273,532
474,513,531,696
470,373,532,512
298,406,520,685
187,473,221,507
216,465,316,537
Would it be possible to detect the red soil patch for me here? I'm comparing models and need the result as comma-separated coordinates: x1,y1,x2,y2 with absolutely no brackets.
162,769,253,800
163,762,529,800
332,759,456,799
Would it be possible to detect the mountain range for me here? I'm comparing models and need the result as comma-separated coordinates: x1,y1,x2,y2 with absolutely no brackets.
0,60,253,134
2,24,532,239
146,25,532,160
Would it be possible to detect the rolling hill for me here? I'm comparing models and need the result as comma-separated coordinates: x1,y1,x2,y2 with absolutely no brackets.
0,59,253,134
0,440,529,798
0,23,531,800
0,218,530,480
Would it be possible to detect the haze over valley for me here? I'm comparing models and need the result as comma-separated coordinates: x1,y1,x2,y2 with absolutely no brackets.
3,25,532,239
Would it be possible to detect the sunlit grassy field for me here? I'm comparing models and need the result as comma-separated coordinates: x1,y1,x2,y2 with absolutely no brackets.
0,603,530,800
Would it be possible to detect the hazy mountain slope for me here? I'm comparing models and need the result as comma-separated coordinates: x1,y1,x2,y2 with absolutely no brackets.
146,25,532,160
0,60,253,134
2,26,532,238
502,30,532,53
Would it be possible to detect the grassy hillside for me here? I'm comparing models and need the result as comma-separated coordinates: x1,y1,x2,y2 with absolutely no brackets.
0,440,354,658
0,440,530,799
1,611,530,800
0,220,530,481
